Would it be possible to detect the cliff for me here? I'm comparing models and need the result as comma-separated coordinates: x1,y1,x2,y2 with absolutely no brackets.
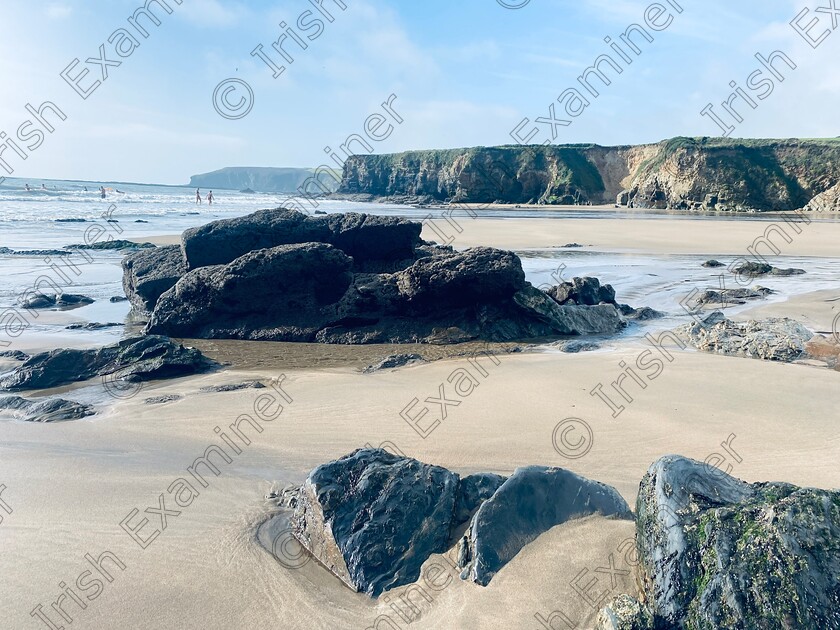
189,167,340,193
337,138,840,211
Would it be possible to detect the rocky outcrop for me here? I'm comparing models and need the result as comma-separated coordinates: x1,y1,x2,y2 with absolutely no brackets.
636,455,840,629
289,448,459,596
143,213,626,344
337,138,840,210
0,336,216,391
180,209,421,270
678,312,813,362
0,395,94,422
453,473,507,525
457,466,632,586
122,244,186,314
596,595,654,630
804,180,840,211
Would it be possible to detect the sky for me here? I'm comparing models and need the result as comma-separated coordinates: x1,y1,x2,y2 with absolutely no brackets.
0,0,838,184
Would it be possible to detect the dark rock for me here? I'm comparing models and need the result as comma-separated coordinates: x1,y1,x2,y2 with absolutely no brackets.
144,394,182,404
0,395,94,422
240,188,255,194
556,340,601,353
362,354,424,373
66,240,155,251
453,473,507,525
732,261,805,277
0,335,216,391
0,350,29,361
733,261,773,276
559,242,584,248
180,208,422,270
134,219,149,223
21,291,94,310
64,322,122,330
458,466,632,586
56,294,95,307
701,259,724,268
514,287,625,336
147,243,354,340
55,218,86,223
313,210,327,215
290,448,459,596
1,248,69,256
122,244,186,314
545,277,616,306
636,455,840,629
596,595,654,630
20,293,56,309
625,306,665,321
678,314,813,361
109,296,128,303
199,381,265,393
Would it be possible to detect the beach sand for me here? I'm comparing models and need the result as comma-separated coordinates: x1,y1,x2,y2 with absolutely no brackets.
3,215,839,629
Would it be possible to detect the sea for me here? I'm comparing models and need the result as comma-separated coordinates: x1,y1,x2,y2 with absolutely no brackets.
2,176,839,353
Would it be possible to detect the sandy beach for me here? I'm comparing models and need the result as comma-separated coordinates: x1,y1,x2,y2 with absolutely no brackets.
2,214,838,629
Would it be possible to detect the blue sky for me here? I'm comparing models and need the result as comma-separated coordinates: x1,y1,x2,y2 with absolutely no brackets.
1,0,838,184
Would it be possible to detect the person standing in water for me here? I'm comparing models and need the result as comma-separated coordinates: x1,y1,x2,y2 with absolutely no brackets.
207,191,214,205
100,186,106,199
196,188,202,204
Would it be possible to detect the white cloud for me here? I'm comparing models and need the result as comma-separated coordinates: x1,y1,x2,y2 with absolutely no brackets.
45,2,72,19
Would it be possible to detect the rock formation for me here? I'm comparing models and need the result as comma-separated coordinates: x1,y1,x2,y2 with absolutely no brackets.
678,312,813,362
0,335,216,391
596,595,654,630
281,449,629,596
636,455,840,629
128,209,627,343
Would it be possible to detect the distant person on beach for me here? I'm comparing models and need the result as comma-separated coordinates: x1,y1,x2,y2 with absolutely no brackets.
100,186,106,199
41,184,46,190
208,191,214,205
25,184,30,191
84,186,88,192
196,189,202,204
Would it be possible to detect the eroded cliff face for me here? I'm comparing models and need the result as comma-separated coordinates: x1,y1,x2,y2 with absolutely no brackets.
338,138,840,211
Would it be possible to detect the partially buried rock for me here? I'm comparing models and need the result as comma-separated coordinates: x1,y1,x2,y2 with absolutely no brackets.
458,466,633,586
362,354,425,373
453,473,507,525
636,455,840,629
596,595,654,630
678,311,813,362
19,293,94,310
144,394,182,405
0,395,94,422
0,335,216,391
701,259,724,268
199,381,265,393
290,448,459,596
